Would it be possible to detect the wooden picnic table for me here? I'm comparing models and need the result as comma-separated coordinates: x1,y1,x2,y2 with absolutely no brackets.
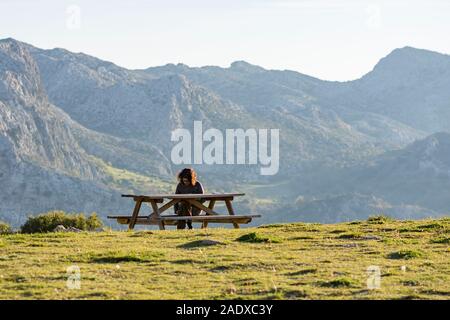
107,193,261,230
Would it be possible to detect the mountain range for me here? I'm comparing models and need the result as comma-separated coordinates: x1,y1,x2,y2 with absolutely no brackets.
1,37,449,226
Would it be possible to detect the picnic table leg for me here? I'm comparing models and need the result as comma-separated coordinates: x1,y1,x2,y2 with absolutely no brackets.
150,200,165,230
186,199,219,216
202,200,216,229
149,199,180,217
225,199,240,229
129,199,143,230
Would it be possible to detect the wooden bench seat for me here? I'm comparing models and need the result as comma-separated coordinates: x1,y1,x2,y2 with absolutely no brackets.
107,214,261,226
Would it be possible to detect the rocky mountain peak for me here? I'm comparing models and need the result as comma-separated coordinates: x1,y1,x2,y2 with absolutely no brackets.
367,46,450,80
0,38,46,103
229,60,265,73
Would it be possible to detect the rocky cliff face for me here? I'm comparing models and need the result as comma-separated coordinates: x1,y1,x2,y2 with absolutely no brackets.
0,39,101,178
0,39,171,226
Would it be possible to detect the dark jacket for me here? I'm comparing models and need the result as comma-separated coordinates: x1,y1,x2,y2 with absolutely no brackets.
174,181,204,213
175,181,204,195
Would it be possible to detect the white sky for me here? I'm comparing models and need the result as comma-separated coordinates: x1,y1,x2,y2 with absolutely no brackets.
1,0,449,81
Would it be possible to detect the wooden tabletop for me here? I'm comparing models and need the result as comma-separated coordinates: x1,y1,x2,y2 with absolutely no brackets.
121,193,245,200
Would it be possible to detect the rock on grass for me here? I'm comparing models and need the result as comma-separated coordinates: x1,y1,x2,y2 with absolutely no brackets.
236,232,281,243
178,239,226,249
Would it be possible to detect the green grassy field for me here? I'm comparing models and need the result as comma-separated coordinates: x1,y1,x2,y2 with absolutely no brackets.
0,216,449,300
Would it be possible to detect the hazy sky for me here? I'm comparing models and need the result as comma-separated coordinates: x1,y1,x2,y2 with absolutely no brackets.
1,0,449,81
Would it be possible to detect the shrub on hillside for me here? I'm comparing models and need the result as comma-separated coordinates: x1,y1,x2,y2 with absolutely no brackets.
367,215,394,224
0,221,12,235
387,250,423,260
20,211,103,233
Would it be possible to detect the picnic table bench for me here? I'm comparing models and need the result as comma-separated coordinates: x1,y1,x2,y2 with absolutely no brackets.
107,193,260,230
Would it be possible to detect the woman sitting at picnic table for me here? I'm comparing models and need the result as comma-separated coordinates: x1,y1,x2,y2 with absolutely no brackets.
174,168,204,229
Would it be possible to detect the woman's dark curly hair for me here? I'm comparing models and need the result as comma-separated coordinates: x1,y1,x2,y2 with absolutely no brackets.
177,168,197,186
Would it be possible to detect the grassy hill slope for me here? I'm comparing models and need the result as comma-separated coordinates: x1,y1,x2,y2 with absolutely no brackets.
0,217,449,300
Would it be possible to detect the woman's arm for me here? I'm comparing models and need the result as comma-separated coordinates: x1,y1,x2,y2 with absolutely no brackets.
195,182,205,194
174,183,181,213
